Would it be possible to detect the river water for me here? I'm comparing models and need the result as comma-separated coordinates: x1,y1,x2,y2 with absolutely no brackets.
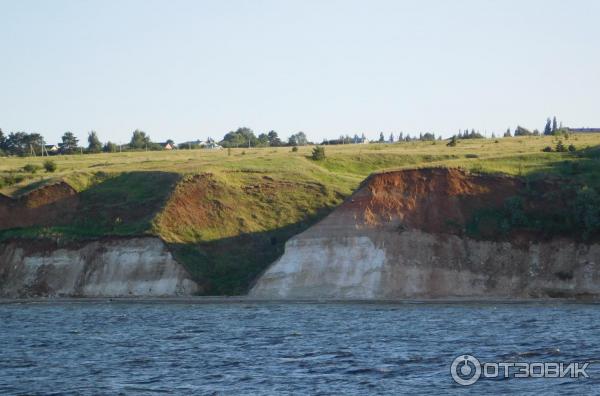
1,301,599,395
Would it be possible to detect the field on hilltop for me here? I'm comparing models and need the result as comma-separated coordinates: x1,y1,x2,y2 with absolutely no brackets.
2,134,600,294
3,134,600,192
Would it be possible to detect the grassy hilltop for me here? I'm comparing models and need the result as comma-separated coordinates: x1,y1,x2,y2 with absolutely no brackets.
2,134,600,294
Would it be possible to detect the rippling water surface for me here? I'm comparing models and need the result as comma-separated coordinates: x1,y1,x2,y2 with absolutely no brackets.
1,301,599,394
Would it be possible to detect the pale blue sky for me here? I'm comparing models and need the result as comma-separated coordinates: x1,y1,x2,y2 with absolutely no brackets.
1,0,599,144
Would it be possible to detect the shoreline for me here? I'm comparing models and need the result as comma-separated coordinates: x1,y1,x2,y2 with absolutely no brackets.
2,296,600,305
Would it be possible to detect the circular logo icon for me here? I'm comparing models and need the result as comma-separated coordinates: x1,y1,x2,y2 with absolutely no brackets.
451,354,481,386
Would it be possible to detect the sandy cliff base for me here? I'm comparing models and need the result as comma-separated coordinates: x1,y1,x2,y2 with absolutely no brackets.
250,231,600,299
0,237,198,297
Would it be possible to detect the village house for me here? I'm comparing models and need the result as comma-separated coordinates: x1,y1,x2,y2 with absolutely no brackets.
566,127,600,134
44,144,59,153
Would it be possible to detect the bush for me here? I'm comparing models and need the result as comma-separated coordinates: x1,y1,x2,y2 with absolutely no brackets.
43,160,57,173
574,187,600,238
311,146,325,160
465,153,479,159
446,136,457,147
556,140,567,152
23,164,41,173
291,146,298,152
568,144,576,152
542,146,553,152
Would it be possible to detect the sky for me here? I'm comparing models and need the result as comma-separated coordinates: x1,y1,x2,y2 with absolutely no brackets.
1,0,599,144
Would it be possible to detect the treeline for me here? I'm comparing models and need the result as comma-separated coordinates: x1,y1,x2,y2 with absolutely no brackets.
0,115,578,156
0,128,164,156
218,128,310,148
502,116,567,138
0,127,314,156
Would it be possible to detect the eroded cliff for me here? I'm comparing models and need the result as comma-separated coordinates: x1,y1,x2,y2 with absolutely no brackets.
0,237,198,297
251,168,600,299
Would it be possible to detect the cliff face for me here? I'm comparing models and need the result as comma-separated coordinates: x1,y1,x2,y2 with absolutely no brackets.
0,237,198,297
251,168,600,299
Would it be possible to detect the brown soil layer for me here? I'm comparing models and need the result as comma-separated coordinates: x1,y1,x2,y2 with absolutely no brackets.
0,182,78,230
314,167,566,241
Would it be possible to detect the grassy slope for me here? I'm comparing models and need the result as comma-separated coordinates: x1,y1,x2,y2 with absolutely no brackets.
2,134,600,293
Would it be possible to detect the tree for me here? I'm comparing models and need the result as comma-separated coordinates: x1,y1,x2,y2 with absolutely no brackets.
543,118,552,135
552,116,558,133
389,133,394,143
61,131,79,153
257,133,270,147
288,131,308,146
220,127,257,148
267,130,281,146
87,131,102,153
378,132,385,143
129,129,151,149
166,139,175,146
5,132,44,156
103,141,118,153
311,146,325,160
504,128,512,138
447,136,457,147
0,128,6,153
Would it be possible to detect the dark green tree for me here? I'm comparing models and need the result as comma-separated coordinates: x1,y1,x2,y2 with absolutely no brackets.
6,132,44,156
379,132,385,143
87,130,102,153
103,141,118,153
543,118,552,135
61,131,79,153
257,133,270,147
220,127,257,148
288,131,308,146
267,130,281,146
0,128,6,152
129,130,151,149
552,116,558,133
